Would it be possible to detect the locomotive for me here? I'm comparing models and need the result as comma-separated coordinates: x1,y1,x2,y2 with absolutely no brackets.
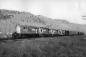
12,25,84,38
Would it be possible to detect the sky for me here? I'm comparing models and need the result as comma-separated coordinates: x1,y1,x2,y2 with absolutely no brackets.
0,0,86,24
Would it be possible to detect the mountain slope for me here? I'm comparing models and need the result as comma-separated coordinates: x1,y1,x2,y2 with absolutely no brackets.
0,9,86,34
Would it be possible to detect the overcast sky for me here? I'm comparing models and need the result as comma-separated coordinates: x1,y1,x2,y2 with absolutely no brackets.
0,0,86,24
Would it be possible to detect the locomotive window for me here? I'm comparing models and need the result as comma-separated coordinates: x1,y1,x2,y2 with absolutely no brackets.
23,27,27,29
23,27,25,29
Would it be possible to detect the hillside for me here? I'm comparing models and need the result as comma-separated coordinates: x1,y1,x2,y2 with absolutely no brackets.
0,9,86,34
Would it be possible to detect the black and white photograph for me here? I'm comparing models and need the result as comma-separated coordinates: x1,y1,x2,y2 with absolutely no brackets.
0,0,86,57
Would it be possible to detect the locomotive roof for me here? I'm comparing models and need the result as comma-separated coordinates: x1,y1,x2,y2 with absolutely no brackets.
17,25,83,33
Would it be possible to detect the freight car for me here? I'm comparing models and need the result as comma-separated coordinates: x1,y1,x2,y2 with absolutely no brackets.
12,25,84,38
0,25,84,40
64,30,84,36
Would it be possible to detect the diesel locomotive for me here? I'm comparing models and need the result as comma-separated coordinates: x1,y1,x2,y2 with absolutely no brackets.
12,25,84,38
0,25,84,40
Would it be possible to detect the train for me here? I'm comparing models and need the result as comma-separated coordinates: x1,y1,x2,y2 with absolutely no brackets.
0,25,84,40
11,25,84,38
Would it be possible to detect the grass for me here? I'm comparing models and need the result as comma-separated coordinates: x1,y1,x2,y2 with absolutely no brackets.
0,35,86,57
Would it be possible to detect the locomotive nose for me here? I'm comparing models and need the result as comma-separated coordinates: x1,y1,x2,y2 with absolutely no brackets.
12,32,20,39
16,25,21,33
